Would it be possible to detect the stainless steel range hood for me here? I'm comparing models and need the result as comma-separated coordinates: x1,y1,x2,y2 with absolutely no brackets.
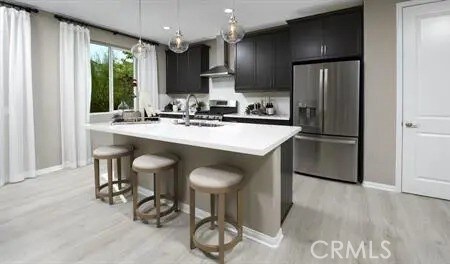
200,36,234,78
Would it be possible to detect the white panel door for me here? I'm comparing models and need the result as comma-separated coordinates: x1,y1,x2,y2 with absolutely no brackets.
402,1,450,200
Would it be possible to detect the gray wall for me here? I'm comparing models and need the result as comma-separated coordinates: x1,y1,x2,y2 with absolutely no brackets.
31,11,61,170
30,11,166,170
363,0,405,185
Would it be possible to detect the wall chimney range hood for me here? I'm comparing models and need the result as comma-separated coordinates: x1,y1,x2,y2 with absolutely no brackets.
200,36,234,78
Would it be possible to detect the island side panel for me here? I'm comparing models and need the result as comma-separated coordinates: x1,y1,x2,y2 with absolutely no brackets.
113,134,282,237
281,138,293,224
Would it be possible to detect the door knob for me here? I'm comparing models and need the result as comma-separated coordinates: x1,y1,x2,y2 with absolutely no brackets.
405,122,418,128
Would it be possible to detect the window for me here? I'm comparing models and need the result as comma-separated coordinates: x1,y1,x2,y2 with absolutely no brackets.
90,43,135,113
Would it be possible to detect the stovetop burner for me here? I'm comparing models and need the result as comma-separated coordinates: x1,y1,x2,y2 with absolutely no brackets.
194,111,223,121
193,100,238,121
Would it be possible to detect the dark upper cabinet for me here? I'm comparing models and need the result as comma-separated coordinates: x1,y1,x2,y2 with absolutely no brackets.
235,38,256,90
187,46,209,93
273,29,291,90
235,27,291,92
289,18,323,61
288,6,362,62
166,50,180,93
177,52,189,92
323,10,362,58
255,34,274,90
165,45,209,94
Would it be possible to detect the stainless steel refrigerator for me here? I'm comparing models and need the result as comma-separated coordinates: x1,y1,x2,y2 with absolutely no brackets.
293,60,360,182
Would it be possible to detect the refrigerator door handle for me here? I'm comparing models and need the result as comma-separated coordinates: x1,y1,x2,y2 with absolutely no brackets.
323,68,329,116
318,68,324,132
295,135,357,145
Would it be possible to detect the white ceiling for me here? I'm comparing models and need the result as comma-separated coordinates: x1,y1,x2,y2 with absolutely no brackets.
17,0,362,44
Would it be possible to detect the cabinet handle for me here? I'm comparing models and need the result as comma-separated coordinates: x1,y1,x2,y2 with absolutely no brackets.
320,45,324,56
324,45,327,55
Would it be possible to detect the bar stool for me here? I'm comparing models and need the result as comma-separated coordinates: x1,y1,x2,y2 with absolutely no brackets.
189,165,244,264
93,145,134,205
132,153,179,227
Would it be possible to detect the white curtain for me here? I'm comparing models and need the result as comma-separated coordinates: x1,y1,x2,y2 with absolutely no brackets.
59,22,91,169
137,44,159,112
0,7,36,186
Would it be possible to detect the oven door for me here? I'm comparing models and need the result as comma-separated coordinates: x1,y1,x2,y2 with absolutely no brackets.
293,134,358,183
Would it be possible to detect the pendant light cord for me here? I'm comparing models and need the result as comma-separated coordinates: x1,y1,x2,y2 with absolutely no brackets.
138,0,142,41
177,0,180,31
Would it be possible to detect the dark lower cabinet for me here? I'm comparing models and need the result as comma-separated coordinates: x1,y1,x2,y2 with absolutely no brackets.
222,116,290,126
235,27,291,92
166,45,209,94
288,6,363,62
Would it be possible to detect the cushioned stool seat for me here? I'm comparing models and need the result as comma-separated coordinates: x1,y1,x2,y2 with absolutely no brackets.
189,165,243,192
132,154,178,172
93,145,133,159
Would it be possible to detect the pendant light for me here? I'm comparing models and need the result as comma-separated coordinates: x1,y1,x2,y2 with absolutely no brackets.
221,0,245,44
168,0,189,53
131,0,150,59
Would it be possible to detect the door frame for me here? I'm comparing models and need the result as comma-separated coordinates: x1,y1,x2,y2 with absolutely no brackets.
395,0,444,192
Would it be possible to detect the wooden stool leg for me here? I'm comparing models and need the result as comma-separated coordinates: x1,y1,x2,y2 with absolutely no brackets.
129,152,134,188
189,187,196,249
153,173,157,207
237,190,243,241
155,173,161,228
117,158,122,189
210,194,216,230
218,193,226,264
107,159,113,205
174,164,179,212
132,171,138,221
94,159,100,199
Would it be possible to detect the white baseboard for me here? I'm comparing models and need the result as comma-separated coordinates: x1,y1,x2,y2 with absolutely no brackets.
363,181,399,192
138,187,283,248
36,165,63,176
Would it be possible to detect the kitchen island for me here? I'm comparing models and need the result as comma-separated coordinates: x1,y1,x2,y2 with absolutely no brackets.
87,119,301,247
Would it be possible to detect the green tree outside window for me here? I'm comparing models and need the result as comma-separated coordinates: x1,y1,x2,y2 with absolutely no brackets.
90,43,135,113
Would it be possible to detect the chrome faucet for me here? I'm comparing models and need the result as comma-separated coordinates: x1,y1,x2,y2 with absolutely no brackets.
184,94,198,126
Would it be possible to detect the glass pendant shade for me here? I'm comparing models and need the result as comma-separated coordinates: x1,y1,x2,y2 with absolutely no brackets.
221,14,245,44
131,39,150,59
168,30,189,53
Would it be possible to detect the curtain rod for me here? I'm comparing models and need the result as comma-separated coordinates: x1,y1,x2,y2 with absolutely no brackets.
0,1,39,13
54,14,159,46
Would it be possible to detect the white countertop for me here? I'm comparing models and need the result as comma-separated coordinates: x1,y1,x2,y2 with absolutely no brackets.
223,113,290,121
87,118,301,156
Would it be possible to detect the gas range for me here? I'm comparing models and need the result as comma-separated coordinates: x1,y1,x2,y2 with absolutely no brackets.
193,100,238,121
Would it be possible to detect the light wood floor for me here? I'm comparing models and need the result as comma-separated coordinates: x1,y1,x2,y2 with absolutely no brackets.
0,166,449,264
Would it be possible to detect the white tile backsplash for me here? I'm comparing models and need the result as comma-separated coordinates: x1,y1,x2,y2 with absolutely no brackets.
160,77,290,116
